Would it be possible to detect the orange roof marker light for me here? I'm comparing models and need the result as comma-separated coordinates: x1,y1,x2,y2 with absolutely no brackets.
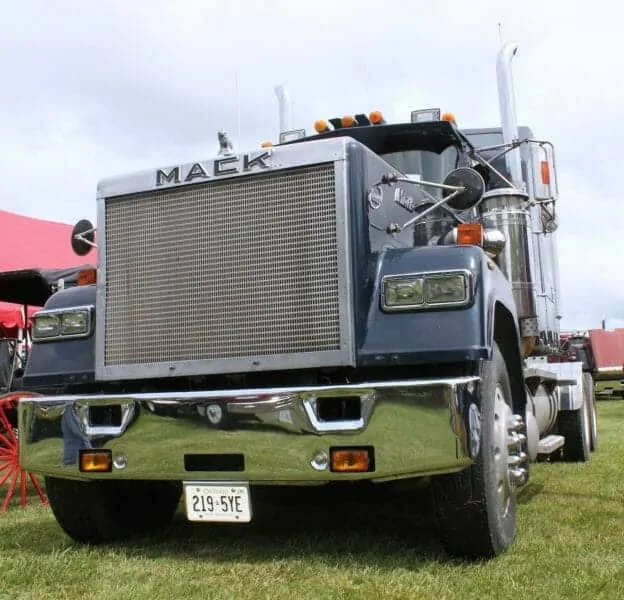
441,112,457,124
260,141,273,148
369,110,385,125
340,115,357,128
314,119,330,134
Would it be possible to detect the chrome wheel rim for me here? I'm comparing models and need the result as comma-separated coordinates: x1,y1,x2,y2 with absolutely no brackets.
492,384,512,519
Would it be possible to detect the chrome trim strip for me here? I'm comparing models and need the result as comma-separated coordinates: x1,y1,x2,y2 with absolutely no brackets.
96,138,349,198
21,376,478,407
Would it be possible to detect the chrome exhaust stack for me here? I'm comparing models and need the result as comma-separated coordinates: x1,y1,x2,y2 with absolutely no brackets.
496,42,524,191
274,85,294,136
481,43,539,350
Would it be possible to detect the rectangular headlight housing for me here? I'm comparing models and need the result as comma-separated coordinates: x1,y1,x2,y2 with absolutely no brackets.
60,310,90,336
32,314,61,339
381,270,472,312
32,306,93,342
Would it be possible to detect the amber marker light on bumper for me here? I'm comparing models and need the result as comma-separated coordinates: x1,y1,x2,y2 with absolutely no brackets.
79,450,112,473
330,447,375,473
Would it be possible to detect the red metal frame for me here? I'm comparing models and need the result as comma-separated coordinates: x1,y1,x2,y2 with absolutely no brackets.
0,392,48,511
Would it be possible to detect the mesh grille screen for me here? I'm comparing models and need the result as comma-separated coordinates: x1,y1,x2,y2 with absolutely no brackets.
103,163,341,367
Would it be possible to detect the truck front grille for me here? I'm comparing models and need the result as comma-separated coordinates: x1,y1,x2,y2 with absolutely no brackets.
100,162,351,378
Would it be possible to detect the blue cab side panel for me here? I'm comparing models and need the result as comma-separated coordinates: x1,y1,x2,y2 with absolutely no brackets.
23,284,96,389
358,245,518,367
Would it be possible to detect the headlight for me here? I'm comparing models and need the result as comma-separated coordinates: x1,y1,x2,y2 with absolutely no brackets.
381,270,472,312
32,314,61,339
383,276,423,308
32,306,93,342
60,311,90,336
424,273,469,305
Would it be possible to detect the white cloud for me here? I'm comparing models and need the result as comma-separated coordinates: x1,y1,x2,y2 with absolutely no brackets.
0,0,618,331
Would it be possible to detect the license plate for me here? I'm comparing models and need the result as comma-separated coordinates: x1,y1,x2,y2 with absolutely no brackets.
183,482,252,523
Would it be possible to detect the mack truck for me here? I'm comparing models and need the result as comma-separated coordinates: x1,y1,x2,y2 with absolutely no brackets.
17,42,597,560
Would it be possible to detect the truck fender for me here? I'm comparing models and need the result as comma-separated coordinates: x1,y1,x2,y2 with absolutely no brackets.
484,282,526,417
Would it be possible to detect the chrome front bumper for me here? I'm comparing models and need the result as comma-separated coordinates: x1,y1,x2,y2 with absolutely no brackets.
18,377,479,483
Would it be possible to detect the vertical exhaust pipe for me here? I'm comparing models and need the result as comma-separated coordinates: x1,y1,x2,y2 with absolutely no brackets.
274,85,293,136
496,42,524,190
482,42,539,349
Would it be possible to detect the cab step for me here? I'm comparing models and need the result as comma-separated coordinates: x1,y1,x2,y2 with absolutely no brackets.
537,434,565,455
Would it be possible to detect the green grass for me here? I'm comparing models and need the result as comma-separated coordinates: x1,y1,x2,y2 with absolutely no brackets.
595,378,624,397
2,402,624,600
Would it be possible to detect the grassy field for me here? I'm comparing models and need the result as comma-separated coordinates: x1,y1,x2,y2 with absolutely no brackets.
1,402,624,600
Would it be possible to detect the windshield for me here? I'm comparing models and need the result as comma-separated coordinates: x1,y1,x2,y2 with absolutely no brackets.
380,147,459,199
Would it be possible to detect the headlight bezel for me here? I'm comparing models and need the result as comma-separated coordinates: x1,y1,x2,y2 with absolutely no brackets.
381,269,474,313
31,305,94,342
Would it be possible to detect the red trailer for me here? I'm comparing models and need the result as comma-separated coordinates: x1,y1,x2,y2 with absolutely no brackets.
562,329,624,397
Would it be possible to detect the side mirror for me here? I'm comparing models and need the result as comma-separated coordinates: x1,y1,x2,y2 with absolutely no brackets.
442,167,485,211
71,219,96,256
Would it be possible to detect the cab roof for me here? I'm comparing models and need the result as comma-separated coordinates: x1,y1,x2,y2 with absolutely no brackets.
283,120,475,155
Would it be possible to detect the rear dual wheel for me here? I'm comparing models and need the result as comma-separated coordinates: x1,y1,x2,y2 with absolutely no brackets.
557,373,597,462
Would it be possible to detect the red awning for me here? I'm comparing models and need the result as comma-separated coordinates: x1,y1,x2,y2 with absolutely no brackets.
0,209,96,332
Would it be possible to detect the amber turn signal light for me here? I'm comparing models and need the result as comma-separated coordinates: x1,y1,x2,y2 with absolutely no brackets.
330,447,374,473
77,268,97,286
79,450,112,473
457,223,484,246
540,160,551,185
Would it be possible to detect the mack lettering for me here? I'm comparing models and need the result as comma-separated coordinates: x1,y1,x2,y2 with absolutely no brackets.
155,151,271,187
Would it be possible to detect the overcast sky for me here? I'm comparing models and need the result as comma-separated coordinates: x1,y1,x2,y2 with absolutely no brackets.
0,0,619,331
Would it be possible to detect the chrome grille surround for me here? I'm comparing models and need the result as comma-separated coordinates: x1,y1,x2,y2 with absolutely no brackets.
95,139,355,381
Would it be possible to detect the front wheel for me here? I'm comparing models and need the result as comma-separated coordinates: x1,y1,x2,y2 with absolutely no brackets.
431,342,526,560
45,477,181,544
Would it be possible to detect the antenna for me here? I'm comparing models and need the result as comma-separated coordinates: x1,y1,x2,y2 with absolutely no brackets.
498,22,504,44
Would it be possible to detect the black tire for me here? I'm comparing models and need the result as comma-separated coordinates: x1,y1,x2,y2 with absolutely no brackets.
45,477,181,544
557,396,591,463
584,373,598,452
431,342,518,560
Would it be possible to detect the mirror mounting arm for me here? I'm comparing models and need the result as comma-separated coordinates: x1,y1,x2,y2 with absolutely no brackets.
378,168,485,234
391,189,463,233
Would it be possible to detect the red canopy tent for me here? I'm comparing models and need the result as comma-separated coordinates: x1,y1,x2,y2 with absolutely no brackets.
0,210,96,333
